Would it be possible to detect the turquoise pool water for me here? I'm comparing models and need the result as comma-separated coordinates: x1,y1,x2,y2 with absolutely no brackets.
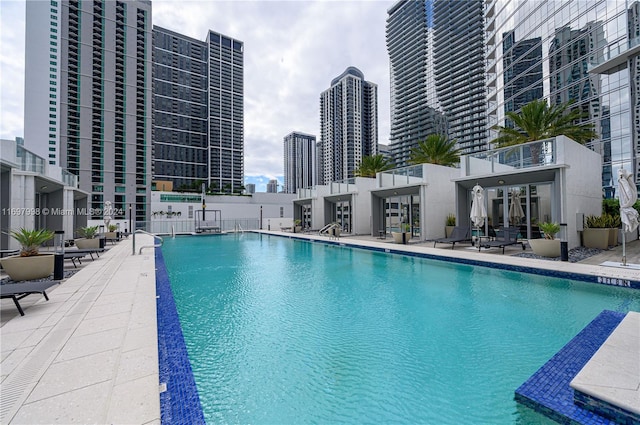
161,234,640,424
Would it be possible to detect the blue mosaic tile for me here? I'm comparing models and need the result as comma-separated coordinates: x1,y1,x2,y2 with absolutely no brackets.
156,247,206,425
514,310,626,424
574,388,640,424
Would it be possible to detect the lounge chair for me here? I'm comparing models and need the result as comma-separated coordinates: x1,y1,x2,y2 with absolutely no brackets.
0,281,58,316
67,247,105,260
64,251,87,267
479,227,526,254
429,226,471,249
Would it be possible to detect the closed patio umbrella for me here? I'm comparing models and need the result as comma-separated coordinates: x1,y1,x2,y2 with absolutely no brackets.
508,190,524,225
471,184,487,248
618,169,639,266
103,200,112,230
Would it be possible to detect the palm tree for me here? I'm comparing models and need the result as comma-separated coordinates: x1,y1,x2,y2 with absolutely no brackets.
490,99,596,147
354,154,394,177
408,134,460,167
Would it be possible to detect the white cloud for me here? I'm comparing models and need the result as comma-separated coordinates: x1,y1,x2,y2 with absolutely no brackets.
1,0,393,178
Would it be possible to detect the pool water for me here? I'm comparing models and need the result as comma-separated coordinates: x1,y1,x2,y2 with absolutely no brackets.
161,234,640,424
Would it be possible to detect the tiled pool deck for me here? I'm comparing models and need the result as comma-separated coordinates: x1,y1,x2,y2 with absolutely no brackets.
1,231,639,424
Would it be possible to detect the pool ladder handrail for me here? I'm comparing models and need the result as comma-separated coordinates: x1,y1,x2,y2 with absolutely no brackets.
235,223,244,233
133,229,163,255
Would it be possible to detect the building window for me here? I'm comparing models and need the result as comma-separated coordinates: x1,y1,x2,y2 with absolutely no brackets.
49,127,56,131
49,120,55,125
188,205,193,219
49,147,56,151
280,207,284,217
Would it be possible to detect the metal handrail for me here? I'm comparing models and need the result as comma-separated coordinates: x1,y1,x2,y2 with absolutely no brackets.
133,229,163,255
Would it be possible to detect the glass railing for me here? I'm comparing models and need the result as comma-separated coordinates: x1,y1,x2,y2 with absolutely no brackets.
465,138,556,176
589,37,640,69
330,178,356,194
16,145,45,174
62,170,78,187
378,164,425,188
297,187,316,199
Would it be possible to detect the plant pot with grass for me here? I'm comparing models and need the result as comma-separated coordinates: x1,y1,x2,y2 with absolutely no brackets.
105,224,118,241
75,226,100,249
293,219,302,233
392,224,411,244
604,214,620,247
445,214,456,237
583,215,610,249
0,228,55,281
528,222,561,257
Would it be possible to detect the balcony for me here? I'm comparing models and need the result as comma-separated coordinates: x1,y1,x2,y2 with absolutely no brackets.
378,164,425,188
463,138,556,176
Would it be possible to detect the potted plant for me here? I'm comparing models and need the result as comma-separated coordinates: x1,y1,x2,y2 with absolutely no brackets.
604,213,620,247
75,225,101,249
583,215,609,249
445,214,456,237
105,224,118,242
528,222,561,257
392,223,411,244
0,228,55,281
293,219,302,233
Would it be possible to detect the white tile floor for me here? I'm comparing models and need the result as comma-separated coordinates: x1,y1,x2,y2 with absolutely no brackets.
0,235,159,425
1,231,638,424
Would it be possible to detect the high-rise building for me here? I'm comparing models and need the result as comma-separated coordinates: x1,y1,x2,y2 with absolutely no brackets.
283,131,316,194
152,27,208,191
486,0,639,194
152,27,244,194
244,183,255,194
266,179,279,193
25,0,153,222
432,0,487,153
386,0,446,167
319,67,378,184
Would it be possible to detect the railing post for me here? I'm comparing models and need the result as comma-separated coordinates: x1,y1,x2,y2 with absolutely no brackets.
132,231,136,255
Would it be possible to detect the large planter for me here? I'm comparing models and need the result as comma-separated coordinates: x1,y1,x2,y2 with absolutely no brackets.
75,238,100,249
528,239,561,258
0,254,54,281
392,232,411,244
608,228,619,247
583,228,609,250
445,226,455,238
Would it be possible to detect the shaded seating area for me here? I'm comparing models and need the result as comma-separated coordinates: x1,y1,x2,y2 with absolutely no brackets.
0,281,58,316
479,227,526,254
428,226,472,249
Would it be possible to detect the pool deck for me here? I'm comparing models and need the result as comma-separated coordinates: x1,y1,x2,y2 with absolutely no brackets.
0,231,638,424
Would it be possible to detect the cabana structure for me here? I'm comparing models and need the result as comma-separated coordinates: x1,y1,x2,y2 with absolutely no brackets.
453,136,603,249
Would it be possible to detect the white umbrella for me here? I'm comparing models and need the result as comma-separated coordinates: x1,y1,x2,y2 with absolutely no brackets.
471,185,487,249
508,190,525,225
617,169,639,266
103,200,113,230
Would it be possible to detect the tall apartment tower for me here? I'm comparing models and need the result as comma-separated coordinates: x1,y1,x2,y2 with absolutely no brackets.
152,27,208,190
152,27,244,194
266,179,278,193
283,131,316,194
386,0,446,167
319,67,378,184
24,0,153,222
432,0,487,154
486,0,639,195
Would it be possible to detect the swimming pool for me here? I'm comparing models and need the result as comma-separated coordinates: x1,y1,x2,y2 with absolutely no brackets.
160,233,640,424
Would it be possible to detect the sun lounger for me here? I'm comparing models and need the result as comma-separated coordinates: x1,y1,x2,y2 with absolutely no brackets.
429,226,472,249
64,251,87,267
479,227,526,254
67,247,105,260
0,281,58,316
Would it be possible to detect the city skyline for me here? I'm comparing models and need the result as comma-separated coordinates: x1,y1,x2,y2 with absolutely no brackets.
0,0,394,190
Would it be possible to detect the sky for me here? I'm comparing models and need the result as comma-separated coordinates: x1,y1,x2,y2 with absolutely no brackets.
0,0,394,192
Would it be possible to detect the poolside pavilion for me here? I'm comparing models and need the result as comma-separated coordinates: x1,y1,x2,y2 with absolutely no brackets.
453,135,605,249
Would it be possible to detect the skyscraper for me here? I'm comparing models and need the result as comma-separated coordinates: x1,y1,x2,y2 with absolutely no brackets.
25,0,152,222
266,179,278,193
386,0,446,167
283,131,316,194
319,67,378,184
152,27,208,191
432,0,487,153
486,0,638,194
152,27,244,194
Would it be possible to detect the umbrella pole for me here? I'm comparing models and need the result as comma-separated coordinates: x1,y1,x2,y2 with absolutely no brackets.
622,230,627,266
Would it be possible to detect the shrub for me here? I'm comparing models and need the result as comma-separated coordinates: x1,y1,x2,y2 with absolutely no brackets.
10,228,54,257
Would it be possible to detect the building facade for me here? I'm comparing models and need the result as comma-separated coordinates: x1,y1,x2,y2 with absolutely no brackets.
432,0,487,154
25,0,153,223
386,0,446,167
486,0,640,194
152,27,244,194
319,67,378,184
152,26,208,191
283,131,316,194
266,179,279,193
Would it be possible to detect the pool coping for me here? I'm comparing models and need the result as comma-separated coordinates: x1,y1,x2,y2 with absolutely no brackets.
156,232,640,423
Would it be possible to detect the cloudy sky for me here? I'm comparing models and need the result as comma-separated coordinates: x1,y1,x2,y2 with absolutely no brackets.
0,0,394,191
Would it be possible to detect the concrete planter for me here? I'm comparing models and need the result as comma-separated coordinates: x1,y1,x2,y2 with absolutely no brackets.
445,226,455,238
75,238,100,249
608,228,619,247
0,254,54,281
583,228,610,250
392,232,411,244
528,239,561,258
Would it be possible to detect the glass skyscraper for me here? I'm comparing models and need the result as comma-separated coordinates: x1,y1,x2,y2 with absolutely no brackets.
486,0,639,194
283,131,316,194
